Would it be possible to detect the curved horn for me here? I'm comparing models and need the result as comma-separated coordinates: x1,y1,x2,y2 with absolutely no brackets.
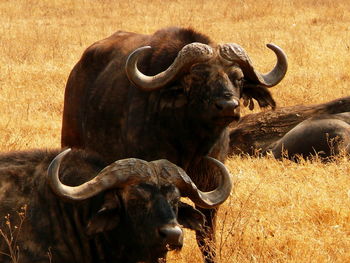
156,157,232,209
47,149,152,201
219,43,288,87
125,42,214,91
189,156,232,208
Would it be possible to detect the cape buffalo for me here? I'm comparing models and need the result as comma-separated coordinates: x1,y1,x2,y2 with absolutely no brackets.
0,148,232,263
229,97,350,161
61,26,288,262
268,113,350,160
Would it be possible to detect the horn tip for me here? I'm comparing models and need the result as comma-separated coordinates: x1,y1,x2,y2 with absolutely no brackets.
266,43,278,49
63,148,72,153
266,43,287,59
139,45,152,51
54,148,72,160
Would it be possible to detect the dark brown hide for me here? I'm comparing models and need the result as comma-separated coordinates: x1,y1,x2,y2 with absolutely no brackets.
269,113,350,160
61,27,286,262
0,149,205,263
229,96,350,160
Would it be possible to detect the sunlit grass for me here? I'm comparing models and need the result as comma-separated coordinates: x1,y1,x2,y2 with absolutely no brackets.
0,0,350,262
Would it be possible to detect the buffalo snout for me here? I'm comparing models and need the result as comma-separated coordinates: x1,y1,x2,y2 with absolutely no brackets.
215,99,239,112
214,98,240,123
158,224,184,249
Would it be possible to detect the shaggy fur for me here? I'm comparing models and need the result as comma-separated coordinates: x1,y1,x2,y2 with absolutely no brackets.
61,27,280,263
0,149,204,263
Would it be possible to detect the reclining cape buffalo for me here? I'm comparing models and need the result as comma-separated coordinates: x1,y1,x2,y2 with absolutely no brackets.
0,148,232,263
268,113,350,160
229,97,350,161
61,26,288,262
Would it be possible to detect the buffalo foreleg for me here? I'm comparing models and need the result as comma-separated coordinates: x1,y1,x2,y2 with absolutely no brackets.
195,207,218,263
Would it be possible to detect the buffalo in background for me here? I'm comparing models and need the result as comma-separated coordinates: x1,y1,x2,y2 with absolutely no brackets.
229,96,350,160
269,113,350,160
61,26,288,262
0,148,232,263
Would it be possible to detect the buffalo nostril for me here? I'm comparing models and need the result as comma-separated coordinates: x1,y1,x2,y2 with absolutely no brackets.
215,101,224,110
158,225,183,247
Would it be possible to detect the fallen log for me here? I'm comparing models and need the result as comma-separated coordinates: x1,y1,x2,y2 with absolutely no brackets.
229,96,350,155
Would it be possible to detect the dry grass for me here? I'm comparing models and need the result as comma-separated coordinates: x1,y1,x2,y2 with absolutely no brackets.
1,0,350,262
0,206,27,263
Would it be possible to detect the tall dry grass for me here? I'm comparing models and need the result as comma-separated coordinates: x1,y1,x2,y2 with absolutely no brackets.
0,0,350,262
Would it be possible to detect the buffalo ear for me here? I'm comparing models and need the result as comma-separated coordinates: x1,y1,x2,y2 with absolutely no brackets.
86,192,121,236
177,202,205,231
86,209,120,236
242,85,276,110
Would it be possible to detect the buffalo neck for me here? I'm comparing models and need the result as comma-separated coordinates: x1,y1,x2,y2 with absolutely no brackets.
123,91,229,170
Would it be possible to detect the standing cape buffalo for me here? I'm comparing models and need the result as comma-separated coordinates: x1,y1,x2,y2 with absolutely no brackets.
0,148,232,263
61,26,288,262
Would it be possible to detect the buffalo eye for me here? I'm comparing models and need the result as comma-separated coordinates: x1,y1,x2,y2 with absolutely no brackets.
236,78,245,97
235,78,244,88
160,185,180,208
230,75,244,88
228,69,244,84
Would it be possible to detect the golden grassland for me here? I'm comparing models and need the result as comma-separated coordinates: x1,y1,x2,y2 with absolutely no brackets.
0,0,350,262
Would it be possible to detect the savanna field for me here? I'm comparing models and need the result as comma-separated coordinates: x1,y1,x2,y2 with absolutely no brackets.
0,0,350,262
